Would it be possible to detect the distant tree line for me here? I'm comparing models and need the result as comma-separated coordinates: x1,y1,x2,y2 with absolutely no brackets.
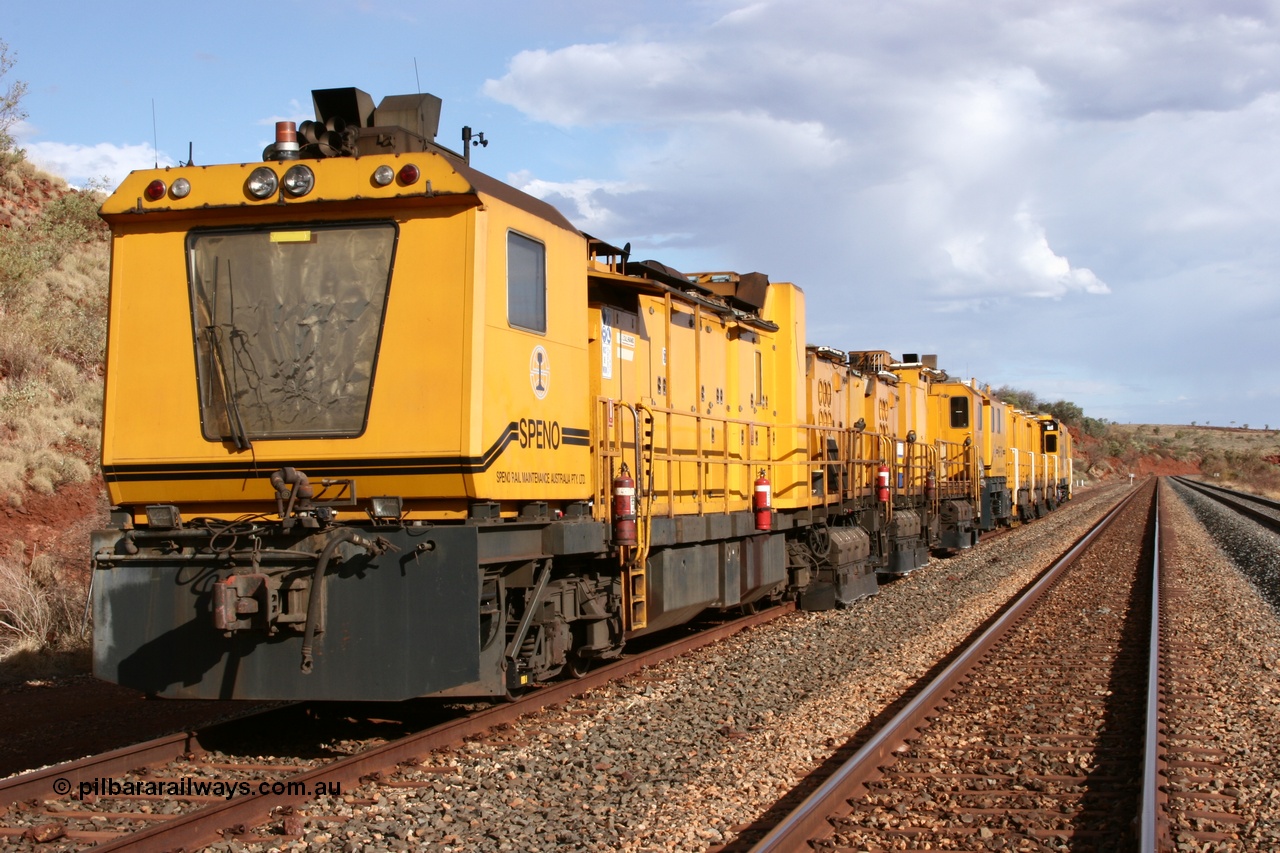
992,386,1107,437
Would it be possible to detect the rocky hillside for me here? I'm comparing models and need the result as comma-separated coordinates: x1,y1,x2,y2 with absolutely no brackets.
1071,422,1280,497
0,155,109,662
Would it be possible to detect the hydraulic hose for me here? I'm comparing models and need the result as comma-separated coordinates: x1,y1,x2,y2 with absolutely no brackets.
300,529,392,673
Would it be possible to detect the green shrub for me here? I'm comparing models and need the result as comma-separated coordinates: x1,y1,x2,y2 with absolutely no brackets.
1082,417,1108,438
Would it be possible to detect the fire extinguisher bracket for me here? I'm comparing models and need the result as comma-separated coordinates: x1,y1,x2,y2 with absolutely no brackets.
754,469,772,531
612,462,638,546
877,463,891,503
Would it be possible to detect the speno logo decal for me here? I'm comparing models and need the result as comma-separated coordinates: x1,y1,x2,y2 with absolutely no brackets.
530,345,549,399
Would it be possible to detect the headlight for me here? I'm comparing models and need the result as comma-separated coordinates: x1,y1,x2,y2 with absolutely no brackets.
372,165,394,187
369,496,403,519
170,177,191,199
247,167,278,199
282,164,315,197
145,504,183,529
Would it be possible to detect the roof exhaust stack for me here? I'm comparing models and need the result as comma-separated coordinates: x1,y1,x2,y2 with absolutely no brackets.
312,87,376,129
267,87,463,161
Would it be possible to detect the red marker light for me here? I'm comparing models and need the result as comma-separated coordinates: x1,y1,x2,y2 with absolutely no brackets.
398,164,420,185
144,180,167,201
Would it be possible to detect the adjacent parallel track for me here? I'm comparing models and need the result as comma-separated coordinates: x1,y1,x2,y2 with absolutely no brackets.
1154,478,1256,847
1170,476,1280,534
749,481,1160,851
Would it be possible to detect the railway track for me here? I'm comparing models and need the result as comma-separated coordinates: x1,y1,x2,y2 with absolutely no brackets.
1153,546,1249,846
0,605,789,851
1170,475,1280,533
14,480,1266,850
747,481,1161,851
1155,476,1280,848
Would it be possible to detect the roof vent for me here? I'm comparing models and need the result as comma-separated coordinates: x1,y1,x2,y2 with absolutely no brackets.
375,93,442,142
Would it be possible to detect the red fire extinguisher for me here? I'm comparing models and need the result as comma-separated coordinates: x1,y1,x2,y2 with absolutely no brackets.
613,463,637,546
876,463,891,502
754,469,772,531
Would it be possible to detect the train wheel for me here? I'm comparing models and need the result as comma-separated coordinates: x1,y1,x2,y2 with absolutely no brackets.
566,652,592,679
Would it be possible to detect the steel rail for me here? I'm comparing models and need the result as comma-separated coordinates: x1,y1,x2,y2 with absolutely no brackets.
1171,475,1280,512
748,486,1146,852
85,602,792,852
1154,476,1258,847
0,704,293,807
1139,483,1165,851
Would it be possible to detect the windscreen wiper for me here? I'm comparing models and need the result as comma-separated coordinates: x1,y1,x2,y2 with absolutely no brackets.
202,259,253,451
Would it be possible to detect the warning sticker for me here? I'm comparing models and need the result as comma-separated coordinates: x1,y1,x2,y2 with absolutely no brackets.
601,325,613,379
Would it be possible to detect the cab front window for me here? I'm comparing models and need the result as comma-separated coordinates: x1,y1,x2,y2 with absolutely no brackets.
187,222,397,442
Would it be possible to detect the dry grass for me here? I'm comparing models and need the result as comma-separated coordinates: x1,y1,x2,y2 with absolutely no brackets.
0,542,89,659
1098,423,1280,497
0,167,107,508
0,155,107,664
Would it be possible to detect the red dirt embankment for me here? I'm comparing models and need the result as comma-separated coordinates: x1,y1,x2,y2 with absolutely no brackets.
1131,456,1199,477
1,479,108,572
0,480,265,778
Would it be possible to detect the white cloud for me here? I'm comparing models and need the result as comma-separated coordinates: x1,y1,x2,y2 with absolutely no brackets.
1006,2,1280,119
511,172,641,233
484,42,709,127
1013,210,1110,296
478,7,1083,287
258,101,311,128
906,69,1051,179
22,138,173,190
938,208,1109,300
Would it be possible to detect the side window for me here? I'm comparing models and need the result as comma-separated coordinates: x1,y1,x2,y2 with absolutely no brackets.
754,349,764,405
508,231,546,333
1045,434,1058,453
949,396,969,429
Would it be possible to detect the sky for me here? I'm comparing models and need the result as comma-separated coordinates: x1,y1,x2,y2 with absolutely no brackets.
6,0,1280,427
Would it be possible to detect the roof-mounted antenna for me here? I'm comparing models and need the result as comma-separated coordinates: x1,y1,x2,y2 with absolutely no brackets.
186,141,194,167
414,57,421,94
151,99,158,168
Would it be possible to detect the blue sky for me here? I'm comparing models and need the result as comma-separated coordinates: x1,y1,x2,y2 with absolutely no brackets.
7,0,1280,428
